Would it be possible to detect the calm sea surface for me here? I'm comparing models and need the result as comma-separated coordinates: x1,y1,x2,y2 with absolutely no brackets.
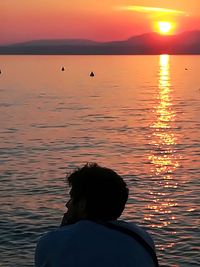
0,55,199,267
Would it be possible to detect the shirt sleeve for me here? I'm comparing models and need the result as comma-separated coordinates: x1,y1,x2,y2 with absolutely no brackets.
35,236,50,267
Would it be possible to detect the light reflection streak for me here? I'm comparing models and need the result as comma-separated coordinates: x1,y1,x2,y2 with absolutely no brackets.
145,55,180,235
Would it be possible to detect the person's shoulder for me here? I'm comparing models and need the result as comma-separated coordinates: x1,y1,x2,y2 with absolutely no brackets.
114,220,155,249
37,224,74,246
37,221,92,244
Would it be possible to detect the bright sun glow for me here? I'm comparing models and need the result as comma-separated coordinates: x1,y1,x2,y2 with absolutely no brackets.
157,21,174,35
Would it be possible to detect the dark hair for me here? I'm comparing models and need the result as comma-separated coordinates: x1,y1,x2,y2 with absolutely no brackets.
67,163,129,221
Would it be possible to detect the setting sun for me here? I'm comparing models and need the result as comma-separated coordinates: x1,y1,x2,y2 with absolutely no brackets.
157,21,174,35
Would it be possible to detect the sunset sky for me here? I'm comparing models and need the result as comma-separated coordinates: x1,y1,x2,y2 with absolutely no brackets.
0,0,200,45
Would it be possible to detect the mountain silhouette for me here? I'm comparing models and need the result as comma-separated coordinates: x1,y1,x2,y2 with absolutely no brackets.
0,31,199,55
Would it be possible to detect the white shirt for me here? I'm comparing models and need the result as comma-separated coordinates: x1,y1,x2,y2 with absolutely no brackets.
35,220,156,267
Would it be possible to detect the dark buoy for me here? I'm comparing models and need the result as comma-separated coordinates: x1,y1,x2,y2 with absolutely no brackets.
90,71,95,77
61,67,65,71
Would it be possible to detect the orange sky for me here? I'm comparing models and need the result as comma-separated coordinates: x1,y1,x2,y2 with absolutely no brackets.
0,0,199,45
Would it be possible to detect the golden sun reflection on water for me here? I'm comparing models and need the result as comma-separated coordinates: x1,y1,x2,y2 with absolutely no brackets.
146,55,181,234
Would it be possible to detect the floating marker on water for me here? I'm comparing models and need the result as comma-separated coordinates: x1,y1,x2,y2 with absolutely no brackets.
90,71,95,77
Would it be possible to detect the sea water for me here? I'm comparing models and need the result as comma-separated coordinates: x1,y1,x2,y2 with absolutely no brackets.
0,55,199,266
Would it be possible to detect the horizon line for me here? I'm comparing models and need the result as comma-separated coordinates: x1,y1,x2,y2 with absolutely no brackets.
1,29,199,46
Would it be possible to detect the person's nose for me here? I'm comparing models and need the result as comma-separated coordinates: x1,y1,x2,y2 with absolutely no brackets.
65,199,72,209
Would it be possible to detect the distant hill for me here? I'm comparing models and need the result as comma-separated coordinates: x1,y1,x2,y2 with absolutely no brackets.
8,39,99,47
0,31,200,55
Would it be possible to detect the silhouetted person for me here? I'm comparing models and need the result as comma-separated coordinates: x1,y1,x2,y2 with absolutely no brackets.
61,67,65,71
90,71,95,77
35,163,159,267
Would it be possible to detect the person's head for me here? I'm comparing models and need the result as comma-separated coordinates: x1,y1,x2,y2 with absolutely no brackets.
65,163,129,224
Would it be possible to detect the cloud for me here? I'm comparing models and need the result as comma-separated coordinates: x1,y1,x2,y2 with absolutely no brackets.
119,5,187,16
